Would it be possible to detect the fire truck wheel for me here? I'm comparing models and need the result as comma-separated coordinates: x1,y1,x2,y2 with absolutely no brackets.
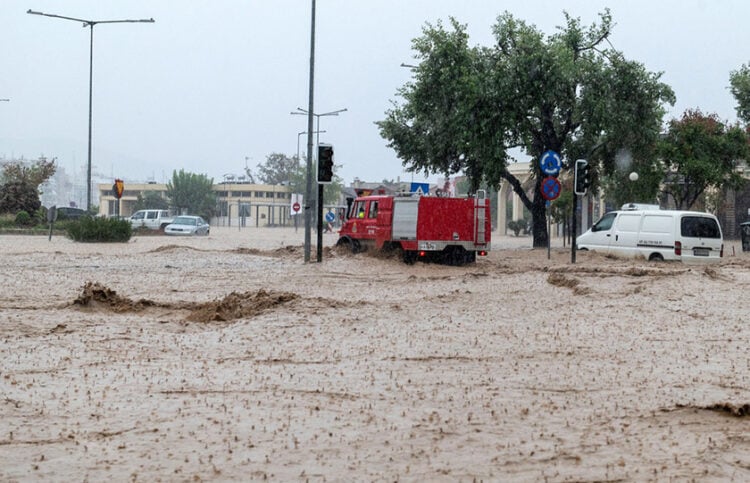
336,237,361,254
402,250,417,265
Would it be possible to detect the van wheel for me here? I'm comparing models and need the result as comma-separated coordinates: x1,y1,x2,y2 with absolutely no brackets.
649,253,664,262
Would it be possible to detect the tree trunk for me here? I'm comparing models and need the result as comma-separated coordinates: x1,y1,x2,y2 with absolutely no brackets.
499,165,549,248
531,179,548,248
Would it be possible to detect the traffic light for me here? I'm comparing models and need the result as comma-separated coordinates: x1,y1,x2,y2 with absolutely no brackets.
574,159,590,195
318,144,334,183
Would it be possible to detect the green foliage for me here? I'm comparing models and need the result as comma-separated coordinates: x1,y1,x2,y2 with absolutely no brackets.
378,10,674,247
658,109,749,210
256,153,300,185
599,157,663,208
66,216,132,242
0,180,42,215
14,210,34,227
730,63,750,124
507,219,527,236
1,157,57,187
133,191,169,211
166,170,216,220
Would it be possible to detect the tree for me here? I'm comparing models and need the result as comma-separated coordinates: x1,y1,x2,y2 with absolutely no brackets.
166,170,216,220
255,153,301,185
730,63,750,125
0,157,57,215
1,157,57,187
0,181,41,215
133,190,169,211
598,153,663,208
658,109,749,210
378,11,674,247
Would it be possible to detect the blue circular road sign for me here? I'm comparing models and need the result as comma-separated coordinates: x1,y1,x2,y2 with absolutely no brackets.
540,150,562,176
325,211,335,223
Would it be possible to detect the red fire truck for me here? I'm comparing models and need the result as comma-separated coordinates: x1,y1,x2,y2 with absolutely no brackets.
336,191,491,265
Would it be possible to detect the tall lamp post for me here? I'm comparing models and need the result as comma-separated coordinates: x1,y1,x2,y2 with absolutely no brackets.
297,129,326,162
291,107,346,262
27,9,154,212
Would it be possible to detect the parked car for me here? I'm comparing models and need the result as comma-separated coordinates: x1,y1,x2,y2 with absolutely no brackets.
164,216,210,236
129,209,173,230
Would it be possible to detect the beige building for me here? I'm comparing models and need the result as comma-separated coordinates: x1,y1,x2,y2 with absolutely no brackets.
97,182,293,227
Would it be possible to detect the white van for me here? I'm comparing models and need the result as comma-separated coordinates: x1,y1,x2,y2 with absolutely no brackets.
576,208,723,263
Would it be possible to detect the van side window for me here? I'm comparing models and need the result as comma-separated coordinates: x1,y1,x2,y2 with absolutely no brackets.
592,212,616,232
681,217,721,238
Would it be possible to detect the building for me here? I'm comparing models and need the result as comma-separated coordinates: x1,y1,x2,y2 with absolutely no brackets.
97,181,293,227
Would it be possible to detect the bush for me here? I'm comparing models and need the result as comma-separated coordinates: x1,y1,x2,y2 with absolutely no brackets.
0,181,41,215
507,219,527,236
66,216,132,242
15,210,35,227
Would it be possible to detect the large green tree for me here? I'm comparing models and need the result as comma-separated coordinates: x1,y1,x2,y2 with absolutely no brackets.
0,157,57,215
730,63,750,124
255,153,300,185
166,170,215,220
658,109,748,210
133,190,169,211
378,10,674,247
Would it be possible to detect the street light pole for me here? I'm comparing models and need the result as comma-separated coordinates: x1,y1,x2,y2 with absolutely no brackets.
292,107,346,262
27,9,154,213
297,130,326,162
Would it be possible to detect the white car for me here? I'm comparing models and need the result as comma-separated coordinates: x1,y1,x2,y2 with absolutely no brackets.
164,216,210,236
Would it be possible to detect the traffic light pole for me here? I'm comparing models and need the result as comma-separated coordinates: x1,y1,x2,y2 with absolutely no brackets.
317,183,324,262
571,192,577,264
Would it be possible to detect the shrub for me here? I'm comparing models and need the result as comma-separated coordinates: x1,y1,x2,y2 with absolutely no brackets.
15,210,35,227
0,181,41,215
507,219,527,236
66,216,132,242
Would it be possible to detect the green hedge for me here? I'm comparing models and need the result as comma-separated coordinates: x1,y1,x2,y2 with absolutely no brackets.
66,216,132,242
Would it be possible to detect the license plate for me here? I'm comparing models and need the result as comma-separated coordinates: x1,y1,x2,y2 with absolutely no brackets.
693,247,710,256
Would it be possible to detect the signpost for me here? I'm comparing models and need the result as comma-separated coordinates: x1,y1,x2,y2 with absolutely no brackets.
290,194,303,232
47,205,57,241
539,151,562,260
113,178,124,218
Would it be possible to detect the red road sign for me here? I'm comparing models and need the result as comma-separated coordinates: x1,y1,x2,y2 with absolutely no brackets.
541,176,561,201
292,202,301,213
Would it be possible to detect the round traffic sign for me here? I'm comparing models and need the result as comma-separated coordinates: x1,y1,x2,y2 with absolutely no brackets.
325,211,335,223
541,176,561,201
292,202,301,213
539,150,562,176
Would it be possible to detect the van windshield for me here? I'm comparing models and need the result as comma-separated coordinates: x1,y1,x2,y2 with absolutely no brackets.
681,216,721,238
592,212,616,232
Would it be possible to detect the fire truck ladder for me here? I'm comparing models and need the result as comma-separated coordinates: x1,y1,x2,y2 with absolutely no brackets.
474,190,486,245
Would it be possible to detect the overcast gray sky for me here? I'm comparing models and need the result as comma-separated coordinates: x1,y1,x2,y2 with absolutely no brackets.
1,0,748,187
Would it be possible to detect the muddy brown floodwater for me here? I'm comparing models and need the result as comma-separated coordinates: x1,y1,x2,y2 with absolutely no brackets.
1,227,750,482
